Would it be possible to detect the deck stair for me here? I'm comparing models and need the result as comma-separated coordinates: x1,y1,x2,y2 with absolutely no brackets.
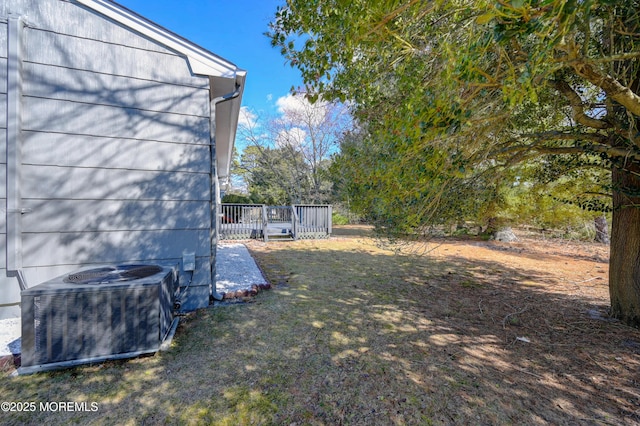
264,224,294,241
263,206,295,242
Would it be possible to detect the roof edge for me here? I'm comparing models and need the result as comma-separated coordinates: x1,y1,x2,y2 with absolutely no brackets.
74,0,243,78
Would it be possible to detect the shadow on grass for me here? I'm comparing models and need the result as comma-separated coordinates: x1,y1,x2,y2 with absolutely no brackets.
1,237,638,425
331,224,374,238
471,239,610,264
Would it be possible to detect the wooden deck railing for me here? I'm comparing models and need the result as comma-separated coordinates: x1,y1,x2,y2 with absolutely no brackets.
219,204,332,241
219,204,263,240
293,205,332,239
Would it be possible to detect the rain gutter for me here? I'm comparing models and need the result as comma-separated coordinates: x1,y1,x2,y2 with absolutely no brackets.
6,15,28,290
209,87,241,301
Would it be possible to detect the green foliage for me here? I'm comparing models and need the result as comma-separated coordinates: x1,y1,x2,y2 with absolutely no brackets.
221,193,254,204
237,145,311,205
270,0,639,235
331,211,350,225
330,128,499,237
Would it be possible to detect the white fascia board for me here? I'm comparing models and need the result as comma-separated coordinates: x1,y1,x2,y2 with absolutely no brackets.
224,70,247,169
75,0,240,78
216,70,246,184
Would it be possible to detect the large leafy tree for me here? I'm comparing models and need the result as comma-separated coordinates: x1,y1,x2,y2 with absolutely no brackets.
269,0,640,326
237,95,349,204
236,144,309,205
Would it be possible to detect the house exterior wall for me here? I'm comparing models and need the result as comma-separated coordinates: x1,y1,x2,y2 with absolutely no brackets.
0,0,218,318
0,16,8,317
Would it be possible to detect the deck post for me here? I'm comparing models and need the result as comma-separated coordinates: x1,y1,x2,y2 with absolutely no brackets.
291,205,298,240
262,205,268,242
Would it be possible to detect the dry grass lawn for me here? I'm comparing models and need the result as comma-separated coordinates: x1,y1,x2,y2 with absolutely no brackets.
1,225,639,425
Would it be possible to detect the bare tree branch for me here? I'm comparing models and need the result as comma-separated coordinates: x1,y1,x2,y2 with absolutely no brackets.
552,80,612,129
571,61,640,117
490,129,640,163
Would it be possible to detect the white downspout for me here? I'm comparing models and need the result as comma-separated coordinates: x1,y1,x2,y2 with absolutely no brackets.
6,15,28,290
209,86,241,302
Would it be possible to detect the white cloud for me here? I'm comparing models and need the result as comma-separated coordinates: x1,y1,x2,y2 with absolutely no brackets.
276,127,307,149
238,106,258,128
275,93,329,127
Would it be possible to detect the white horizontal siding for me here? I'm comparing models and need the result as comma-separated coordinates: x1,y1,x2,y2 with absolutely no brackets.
21,199,209,233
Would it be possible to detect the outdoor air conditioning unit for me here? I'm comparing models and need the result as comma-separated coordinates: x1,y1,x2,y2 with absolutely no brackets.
18,264,178,375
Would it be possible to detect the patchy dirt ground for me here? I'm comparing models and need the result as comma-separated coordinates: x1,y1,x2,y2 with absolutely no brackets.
426,230,611,313
333,225,612,318
1,225,638,425
246,226,640,425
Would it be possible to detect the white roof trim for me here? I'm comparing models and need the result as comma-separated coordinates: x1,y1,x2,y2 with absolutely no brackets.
75,0,241,78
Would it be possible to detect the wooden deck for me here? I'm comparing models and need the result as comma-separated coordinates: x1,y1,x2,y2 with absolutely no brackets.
219,204,332,241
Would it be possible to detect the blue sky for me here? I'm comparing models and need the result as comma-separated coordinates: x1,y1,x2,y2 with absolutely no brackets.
115,0,302,115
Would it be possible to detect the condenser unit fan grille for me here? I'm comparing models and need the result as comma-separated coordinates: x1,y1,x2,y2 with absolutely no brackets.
63,265,163,284
20,264,177,374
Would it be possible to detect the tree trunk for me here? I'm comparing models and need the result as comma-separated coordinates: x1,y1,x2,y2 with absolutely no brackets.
609,167,640,327
594,215,610,244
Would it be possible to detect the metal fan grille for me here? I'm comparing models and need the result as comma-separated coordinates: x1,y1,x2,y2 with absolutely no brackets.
63,265,163,284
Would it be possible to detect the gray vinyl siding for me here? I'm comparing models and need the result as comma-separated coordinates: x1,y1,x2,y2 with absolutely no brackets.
22,97,209,143
0,0,216,315
22,133,211,171
24,62,209,116
20,200,210,232
21,230,210,267
0,19,10,317
24,29,206,88
19,166,210,200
